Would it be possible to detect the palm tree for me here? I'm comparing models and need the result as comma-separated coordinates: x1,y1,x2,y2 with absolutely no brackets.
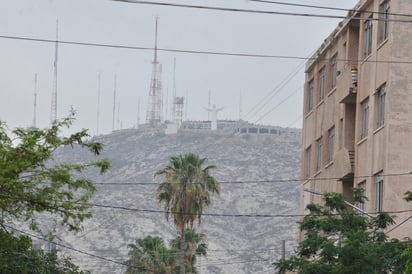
126,236,179,274
156,153,220,274
171,228,208,274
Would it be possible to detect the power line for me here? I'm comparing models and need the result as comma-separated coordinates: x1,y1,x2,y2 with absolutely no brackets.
385,215,412,234
94,171,412,185
253,85,302,124
248,0,412,18
243,60,305,122
2,224,129,269
1,34,412,64
83,201,412,218
111,0,412,23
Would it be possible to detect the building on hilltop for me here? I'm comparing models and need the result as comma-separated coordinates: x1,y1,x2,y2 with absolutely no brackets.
300,0,412,240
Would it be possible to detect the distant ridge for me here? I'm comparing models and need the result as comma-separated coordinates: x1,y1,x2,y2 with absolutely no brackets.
55,127,302,273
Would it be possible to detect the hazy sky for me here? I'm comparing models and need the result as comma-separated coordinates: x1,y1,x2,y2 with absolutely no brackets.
0,0,359,135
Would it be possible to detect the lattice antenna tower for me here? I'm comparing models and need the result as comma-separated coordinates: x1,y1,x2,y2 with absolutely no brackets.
50,20,59,124
145,17,163,125
32,73,38,127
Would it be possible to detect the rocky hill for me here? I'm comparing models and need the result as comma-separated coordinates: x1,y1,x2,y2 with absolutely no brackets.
54,128,302,274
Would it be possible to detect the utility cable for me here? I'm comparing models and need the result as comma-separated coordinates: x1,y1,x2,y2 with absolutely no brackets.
1,34,412,64
111,0,412,23
253,84,301,124
247,0,412,18
2,224,129,268
82,201,412,218
385,215,412,234
243,60,305,122
93,171,412,185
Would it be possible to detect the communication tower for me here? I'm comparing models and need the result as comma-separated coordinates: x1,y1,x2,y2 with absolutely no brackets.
145,18,163,125
32,73,38,127
50,21,58,124
174,96,184,127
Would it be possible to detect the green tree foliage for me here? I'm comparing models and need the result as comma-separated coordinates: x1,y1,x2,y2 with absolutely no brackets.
156,153,220,274
274,191,410,274
170,228,207,274
0,113,110,233
401,192,412,274
126,229,207,274
0,224,89,273
126,236,179,274
0,113,109,273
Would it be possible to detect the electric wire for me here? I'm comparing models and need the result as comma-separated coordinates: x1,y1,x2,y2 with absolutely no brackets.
248,0,412,18
242,60,305,122
1,224,281,271
253,84,301,124
79,201,412,218
2,224,129,269
2,191,412,219
1,34,412,64
385,215,412,234
111,0,412,23
93,171,412,185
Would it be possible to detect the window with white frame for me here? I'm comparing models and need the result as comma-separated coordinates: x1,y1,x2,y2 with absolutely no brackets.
308,79,314,112
375,172,383,212
328,126,335,163
361,98,369,139
364,15,373,57
379,0,390,43
306,146,312,178
376,84,386,128
316,137,323,172
331,54,338,89
319,66,326,101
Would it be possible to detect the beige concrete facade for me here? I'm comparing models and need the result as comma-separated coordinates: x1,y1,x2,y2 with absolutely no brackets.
301,0,412,240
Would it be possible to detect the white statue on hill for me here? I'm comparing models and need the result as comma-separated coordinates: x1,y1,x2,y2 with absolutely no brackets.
204,104,224,131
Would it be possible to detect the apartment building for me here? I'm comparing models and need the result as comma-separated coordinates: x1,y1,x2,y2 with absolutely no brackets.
301,0,412,239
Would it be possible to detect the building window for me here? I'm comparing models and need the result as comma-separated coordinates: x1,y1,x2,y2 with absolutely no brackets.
306,146,312,178
358,181,366,213
331,54,338,89
376,84,386,128
328,126,335,163
360,98,369,139
379,0,390,43
308,79,314,112
319,66,326,101
375,172,383,212
364,15,373,57
316,137,323,172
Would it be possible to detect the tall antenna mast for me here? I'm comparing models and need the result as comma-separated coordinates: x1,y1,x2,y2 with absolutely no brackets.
185,89,188,121
112,74,117,131
208,90,211,120
239,90,243,121
117,102,120,130
172,58,177,123
137,96,140,129
32,73,38,127
96,72,101,135
50,20,58,124
145,17,163,125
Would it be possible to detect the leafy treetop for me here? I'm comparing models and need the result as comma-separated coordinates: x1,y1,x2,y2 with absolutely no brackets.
0,112,110,233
